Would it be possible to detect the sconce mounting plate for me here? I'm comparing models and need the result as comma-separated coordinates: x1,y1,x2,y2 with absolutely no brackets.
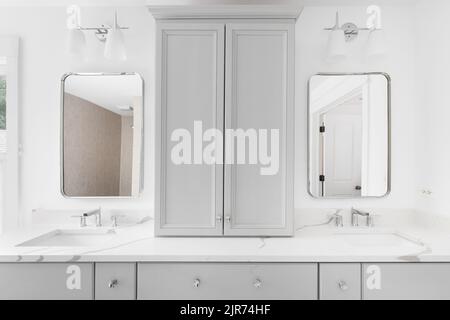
79,24,129,43
94,25,109,42
342,22,359,42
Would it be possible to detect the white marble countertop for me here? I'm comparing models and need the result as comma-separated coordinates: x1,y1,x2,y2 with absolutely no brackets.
0,209,450,263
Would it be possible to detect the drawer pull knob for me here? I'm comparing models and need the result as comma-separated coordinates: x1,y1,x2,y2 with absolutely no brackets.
253,279,262,288
108,279,119,288
338,280,348,291
193,278,201,288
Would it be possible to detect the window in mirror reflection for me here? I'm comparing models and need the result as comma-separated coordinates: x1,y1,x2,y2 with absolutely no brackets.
308,73,390,198
62,74,143,197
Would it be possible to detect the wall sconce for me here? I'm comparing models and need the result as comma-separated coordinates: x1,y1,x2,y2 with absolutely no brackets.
366,5,387,58
366,28,387,58
67,10,129,61
324,12,348,63
324,10,387,62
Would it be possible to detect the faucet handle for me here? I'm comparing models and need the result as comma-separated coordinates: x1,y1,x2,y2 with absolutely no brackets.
330,210,343,227
335,215,343,227
367,215,374,227
111,214,125,227
71,215,87,227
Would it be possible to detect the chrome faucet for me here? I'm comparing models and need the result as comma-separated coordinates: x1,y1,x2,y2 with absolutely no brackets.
72,207,102,227
83,207,102,227
72,214,87,227
351,208,372,227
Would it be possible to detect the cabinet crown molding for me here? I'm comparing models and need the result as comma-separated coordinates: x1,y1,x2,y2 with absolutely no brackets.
147,5,303,19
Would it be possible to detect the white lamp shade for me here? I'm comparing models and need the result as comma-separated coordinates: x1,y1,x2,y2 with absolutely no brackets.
67,28,86,55
367,28,387,58
104,27,126,61
326,29,346,63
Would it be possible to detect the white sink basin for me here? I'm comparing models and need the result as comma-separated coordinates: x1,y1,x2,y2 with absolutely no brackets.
16,229,117,247
335,231,423,248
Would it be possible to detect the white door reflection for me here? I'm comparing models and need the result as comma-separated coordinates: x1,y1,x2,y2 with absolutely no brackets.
309,74,390,198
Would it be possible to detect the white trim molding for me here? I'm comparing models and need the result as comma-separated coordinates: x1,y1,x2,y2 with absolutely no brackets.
147,5,303,20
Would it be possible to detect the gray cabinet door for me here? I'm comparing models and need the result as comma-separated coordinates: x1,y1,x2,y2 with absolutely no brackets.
320,263,361,300
224,23,295,236
0,263,93,300
95,263,136,300
155,22,225,236
363,263,450,300
138,263,317,300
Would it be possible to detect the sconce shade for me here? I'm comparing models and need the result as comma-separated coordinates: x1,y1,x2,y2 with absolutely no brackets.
104,12,127,61
367,28,387,58
67,28,86,55
104,27,126,61
326,29,346,63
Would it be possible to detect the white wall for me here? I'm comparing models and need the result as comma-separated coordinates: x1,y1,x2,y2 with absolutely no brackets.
0,6,156,225
295,5,417,209
0,4,423,226
415,0,450,217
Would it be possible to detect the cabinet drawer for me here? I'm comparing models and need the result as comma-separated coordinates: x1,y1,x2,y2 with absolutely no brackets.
138,263,317,300
95,263,136,300
0,263,93,300
363,263,450,300
320,263,361,300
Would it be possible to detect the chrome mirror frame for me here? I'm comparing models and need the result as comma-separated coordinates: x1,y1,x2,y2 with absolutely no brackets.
307,72,391,199
60,72,145,199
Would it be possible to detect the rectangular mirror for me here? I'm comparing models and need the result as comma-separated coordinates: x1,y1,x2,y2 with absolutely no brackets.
61,73,144,198
308,73,390,198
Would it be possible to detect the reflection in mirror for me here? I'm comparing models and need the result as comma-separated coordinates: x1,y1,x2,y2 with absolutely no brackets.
0,57,6,153
62,73,143,197
308,73,390,198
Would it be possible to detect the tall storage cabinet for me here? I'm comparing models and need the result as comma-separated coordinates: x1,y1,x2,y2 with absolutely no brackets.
153,8,297,237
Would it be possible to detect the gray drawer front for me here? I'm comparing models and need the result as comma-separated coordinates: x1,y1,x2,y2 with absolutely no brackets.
319,263,361,300
363,263,450,300
0,263,93,300
95,263,136,300
138,263,318,300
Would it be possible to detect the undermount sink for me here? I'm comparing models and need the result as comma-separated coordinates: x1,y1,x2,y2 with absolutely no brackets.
335,231,423,248
16,229,117,247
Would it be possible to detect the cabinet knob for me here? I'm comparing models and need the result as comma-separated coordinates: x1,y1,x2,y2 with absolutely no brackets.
225,216,231,223
253,279,262,288
216,216,222,223
338,280,349,291
108,279,119,288
193,278,201,288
